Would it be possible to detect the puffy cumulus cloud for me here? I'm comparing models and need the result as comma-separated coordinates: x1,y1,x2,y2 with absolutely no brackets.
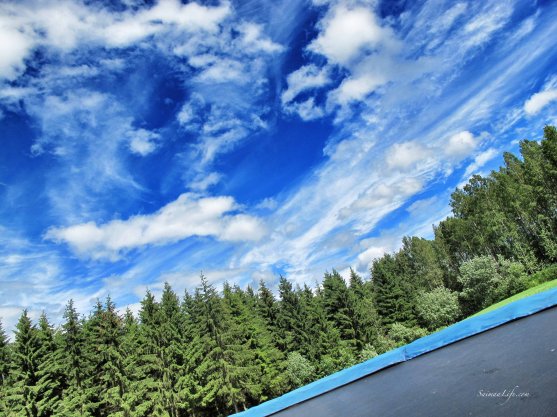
386,141,431,170
444,131,477,158
308,6,394,66
0,20,35,80
103,0,230,47
524,89,557,115
356,245,387,270
45,193,265,260
128,129,160,156
284,2,437,117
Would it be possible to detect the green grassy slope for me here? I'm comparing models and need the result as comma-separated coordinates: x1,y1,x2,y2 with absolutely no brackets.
470,278,557,317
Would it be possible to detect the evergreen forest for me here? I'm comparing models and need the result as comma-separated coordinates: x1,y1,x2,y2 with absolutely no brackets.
1,126,557,417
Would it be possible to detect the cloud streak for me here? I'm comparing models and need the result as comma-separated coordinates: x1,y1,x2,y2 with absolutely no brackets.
46,194,265,260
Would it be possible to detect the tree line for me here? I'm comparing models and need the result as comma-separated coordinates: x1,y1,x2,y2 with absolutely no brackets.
1,126,557,417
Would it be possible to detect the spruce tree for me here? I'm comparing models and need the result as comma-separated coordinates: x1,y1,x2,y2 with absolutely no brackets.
57,300,87,417
35,313,65,416
349,269,380,351
158,283,183,417
275,277,310,354
0,319,12,415
321,271,357,350
127,291,167,417
10,310,40,417
223,284,286,408
81,298,125,417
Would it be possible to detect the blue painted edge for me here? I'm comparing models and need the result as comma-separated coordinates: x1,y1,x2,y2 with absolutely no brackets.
232,286,557,417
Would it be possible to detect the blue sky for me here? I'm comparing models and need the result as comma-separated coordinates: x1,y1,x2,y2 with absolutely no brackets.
1,0,557,333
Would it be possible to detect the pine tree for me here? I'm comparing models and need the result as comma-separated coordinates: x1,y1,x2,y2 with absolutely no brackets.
158,283,183,417
0,319,12,415
222,284,286,408
371,254,416,326
9,310,40,417
35,313,65,416
256,281,277,329
81,298,125,417
126,291,167,417
321,271,357,350
57,300,87,417
177,290,203,417
275,277,310,354
349,269,381,350
299,284,352,377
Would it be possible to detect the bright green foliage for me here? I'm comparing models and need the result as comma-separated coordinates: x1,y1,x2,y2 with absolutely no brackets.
222,284,286,407
158,283,184,417
300,285,354,376
399,237,445,291
387,323,428,347
527,264,557,287
373,334,397,355
472,278,557,317
416,287,461,330
458,256,528,315
285,352,315,389
458,256,502,314
358,344,378,362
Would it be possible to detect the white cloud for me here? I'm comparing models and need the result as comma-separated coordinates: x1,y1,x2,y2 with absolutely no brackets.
239,23,283,54
128,129,160,156
0,0,231,81
463,147,498,178
386,141,431,170
461,2,513,49
281,64,330,104
334,73,386,104
189,172,222,191
0,21,35,80
444,131,477,158
284,97,325,121
221,215,266,242
195,59,247,84
357,246,387,270
342,177,424,218
46,193,265,260
524,89,557,115
308,6,391,65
